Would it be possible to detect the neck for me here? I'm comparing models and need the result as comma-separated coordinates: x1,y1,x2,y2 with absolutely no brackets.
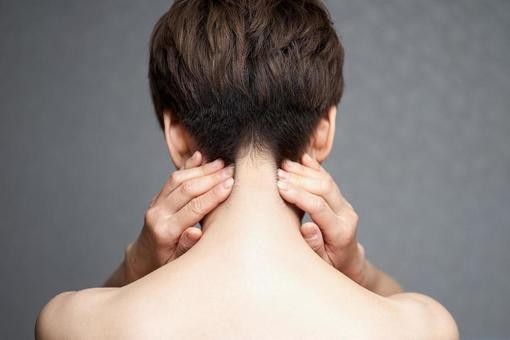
196,151,309,258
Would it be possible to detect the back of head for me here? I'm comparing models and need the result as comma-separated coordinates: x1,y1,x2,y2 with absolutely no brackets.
149,0,344,165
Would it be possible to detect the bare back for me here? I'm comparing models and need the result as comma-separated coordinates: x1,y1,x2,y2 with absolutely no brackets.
58,241,408,340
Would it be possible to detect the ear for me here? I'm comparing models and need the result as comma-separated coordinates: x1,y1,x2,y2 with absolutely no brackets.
307,105,336,163
163,110,196,168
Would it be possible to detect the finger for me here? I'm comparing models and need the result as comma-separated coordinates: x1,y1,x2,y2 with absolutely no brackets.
300,222,330,261
302,153,354,211
154,158,225,203
281,158,323,179
182,151,203,170
277,179,343,245
162,164,235,213
277,168,348,214
301,152,325,172
171,177,234,230
175,227,203,257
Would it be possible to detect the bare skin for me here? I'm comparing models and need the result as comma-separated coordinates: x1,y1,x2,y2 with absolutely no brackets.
36,108,459,339
103,151,233,287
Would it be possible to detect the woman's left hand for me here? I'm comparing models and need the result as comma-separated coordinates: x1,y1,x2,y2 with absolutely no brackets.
277,153,368,286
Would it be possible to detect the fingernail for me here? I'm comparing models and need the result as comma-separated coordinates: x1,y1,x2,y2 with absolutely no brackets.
277,180,288,190
284,160,297,169
223,177,234,188
209,158,224,169
189,151,198,162
277,169,290,180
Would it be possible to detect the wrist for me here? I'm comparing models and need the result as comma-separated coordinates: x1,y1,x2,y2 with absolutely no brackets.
123,241,144,284
358,259,378,291
339,242,368,286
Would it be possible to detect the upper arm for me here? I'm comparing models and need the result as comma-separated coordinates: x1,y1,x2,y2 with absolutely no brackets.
388,292,459,340
35,288,118,340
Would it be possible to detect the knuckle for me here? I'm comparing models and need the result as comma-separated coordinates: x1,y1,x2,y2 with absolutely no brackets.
339,208,359,229
341,223,356,245
344,208,359,228
144,207,159,227
312,197,326,213
319,177,333,193
166,225,181,241
180,179,196,196
350,209,360,225
213,171,222,182
335,213,358,247
170,171,182,185
146,221,166,243
213,183,227,196
199,163,211,175
189,198,205,216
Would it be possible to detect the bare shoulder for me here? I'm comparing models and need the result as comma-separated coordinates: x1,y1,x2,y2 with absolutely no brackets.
35,287,118,340
387,292,459,340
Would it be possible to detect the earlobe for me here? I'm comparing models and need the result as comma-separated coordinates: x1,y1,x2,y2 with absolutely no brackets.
163,111,193,168
308,105,337,163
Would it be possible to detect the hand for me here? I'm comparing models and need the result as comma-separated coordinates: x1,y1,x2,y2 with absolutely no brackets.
122,151,235,284
276,153,367,286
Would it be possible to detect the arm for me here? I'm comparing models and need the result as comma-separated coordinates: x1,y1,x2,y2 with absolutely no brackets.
277,154,458,339
103,245,133,287
104,151,234,287
359,258,403,296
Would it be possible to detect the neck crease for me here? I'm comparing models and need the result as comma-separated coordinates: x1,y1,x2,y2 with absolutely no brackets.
197,153,308,257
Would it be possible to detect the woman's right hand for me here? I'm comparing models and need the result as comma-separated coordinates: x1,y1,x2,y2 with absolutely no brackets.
107,151,235,286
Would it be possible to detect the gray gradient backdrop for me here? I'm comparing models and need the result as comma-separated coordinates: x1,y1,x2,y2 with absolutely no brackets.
1,0,509,339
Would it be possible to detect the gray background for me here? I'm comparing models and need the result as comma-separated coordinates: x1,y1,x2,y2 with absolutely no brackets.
0,0,509,338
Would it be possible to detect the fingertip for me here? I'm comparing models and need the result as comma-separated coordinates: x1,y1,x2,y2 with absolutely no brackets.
176,227,202,256
301,222,319,238
301,152,311,164
183,227,202,242
209,178,234,204
302,152,321,170
276,179,289,191
208,158,225,171
184,151,202,169
193,151,202,164
222,177,234,189
185,225,200,234
191,230,203,242
277,168,290,181
277,180,297,204
281,159,298,172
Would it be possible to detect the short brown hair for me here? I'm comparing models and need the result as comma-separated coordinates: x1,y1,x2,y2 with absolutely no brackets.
149,0,344,165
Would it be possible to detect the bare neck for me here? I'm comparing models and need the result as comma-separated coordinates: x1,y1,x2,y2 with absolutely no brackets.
195,153,310,259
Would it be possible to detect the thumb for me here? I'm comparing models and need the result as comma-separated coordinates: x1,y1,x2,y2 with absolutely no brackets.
175,227,203,258
300,222,330,262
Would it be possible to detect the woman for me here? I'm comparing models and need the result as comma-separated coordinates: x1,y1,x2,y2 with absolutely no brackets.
36,0,458,338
